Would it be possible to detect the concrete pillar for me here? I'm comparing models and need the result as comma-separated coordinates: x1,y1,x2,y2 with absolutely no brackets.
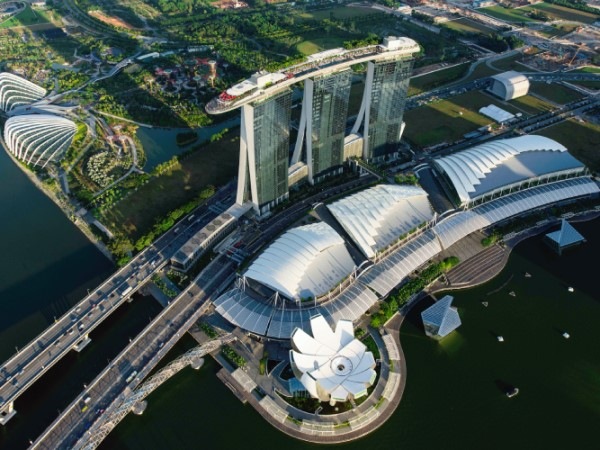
132,400,147,416
0,401,16,425
74,334,92,352
190,357,205,370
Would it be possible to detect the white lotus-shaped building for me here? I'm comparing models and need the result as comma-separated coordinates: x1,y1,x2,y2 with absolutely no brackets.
4,114,77,167
0,72,47,113
290,315,376,405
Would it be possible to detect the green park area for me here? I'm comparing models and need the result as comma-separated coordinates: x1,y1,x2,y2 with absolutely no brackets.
527,3,599,24
538,119,600,171
479,5,538,23
296,34,353,56
99,130,240,240
404,91,501,148
0,4,50,29
442,18,497,35
529,81,583,104
481,2,599,23
571,67,600,90
409,63,470,96
509,94,554,115
296,5,377,21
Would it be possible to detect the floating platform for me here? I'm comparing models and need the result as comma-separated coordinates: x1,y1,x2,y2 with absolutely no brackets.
506,387,519,398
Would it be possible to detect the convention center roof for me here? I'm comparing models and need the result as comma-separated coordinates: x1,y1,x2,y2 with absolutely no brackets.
434,135,585,205
327,184,433,259
244,222,355,301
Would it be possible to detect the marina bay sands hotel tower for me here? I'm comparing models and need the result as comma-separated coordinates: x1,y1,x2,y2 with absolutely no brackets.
206,37,420,215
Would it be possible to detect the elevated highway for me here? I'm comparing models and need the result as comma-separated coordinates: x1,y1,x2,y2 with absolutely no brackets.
30,255,237,450
0,184,234,425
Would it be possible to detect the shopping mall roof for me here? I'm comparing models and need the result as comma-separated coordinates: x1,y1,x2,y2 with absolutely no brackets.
244,222,355,301
327,184,433,259
433,135,585,205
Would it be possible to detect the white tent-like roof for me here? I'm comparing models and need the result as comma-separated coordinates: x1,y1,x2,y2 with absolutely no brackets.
290,315,376,404
0,72,46,112
327,184,433,259
4,114,77,167
479,104,515,123
434,135,585,205
244,222,355,301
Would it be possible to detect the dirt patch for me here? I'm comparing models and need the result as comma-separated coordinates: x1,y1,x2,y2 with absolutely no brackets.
89,10,134,29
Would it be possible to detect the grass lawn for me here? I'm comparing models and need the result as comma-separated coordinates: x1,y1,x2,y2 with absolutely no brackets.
508,95,554,115
0,5,49,29
573,67,600,74
463,62,500,82
296,32,353,56
479,5,537,23
537,119,600,171
100,130,240,239
529,81,583,105
442,18,497,35
404,91,504,148
570,80,600,90
528,3,599,24
409,63,470,96
492,53,528,71
296,6,379,21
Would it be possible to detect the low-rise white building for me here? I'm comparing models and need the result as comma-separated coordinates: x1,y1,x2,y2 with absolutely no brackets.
489,71,530,101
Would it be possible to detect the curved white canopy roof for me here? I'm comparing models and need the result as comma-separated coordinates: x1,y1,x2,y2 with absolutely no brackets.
4,114,77,167
327,184,433,258
434,135,585,205
0,72,46,112
244,222,355,300
290,315,376,403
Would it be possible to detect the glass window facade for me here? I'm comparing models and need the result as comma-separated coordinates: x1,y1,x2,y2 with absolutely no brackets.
367,59,413,161
310,71,352,182
252,90,292,212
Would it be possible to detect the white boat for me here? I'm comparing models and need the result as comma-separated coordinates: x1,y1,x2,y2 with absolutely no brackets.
497,336,504,342
506,387,519,398
568,287,574,293
562,332,570,339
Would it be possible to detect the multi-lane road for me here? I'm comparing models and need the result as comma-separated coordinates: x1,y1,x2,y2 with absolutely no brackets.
0,184,234,423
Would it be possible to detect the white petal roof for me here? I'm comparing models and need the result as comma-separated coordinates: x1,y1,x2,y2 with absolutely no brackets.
244,222,355,300
290,315,376,403
0,72,46,112
434,135,586,205
327,184,433,258
4,114,77,167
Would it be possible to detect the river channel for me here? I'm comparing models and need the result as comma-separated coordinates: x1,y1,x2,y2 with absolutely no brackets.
136,118,239,170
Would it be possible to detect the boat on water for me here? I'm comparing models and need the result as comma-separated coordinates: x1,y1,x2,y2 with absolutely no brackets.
562,332,570,339
497,335,504,342
506,387,519,398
